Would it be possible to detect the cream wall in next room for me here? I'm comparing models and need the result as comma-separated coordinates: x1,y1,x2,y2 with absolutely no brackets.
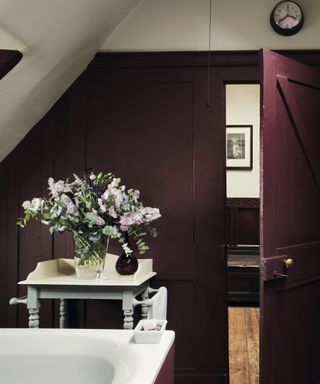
226,84,260,198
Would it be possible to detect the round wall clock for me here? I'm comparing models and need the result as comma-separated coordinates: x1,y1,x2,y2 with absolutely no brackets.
270,1,304,36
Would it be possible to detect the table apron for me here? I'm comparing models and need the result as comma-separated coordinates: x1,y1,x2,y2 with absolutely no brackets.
29,282,149,301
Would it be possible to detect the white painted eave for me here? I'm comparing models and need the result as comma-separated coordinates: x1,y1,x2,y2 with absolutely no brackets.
0,0,140,162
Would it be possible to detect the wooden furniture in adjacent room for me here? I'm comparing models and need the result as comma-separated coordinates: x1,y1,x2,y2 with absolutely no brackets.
227,198,260,305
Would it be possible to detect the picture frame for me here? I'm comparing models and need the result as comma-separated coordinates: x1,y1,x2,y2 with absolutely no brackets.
226,125,253,170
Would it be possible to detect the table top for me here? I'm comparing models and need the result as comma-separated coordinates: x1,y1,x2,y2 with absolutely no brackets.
19,255,156,287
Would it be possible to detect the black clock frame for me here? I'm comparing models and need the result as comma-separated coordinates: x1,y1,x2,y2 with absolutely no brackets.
270,1,304,36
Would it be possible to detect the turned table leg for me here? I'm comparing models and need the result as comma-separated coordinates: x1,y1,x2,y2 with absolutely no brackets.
28,308,40,328
122,290,134,329
27,286,40,328
59,299,68,328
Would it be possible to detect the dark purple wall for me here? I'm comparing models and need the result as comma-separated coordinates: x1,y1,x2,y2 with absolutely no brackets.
0,50,22,80
0,51,262,384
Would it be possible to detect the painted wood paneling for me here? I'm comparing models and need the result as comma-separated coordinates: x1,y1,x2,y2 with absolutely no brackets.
0,52,229,382
84,59,228,379
0,172,8,326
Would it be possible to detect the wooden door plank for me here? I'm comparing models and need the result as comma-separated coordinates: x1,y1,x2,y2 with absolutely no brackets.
260,49,320,384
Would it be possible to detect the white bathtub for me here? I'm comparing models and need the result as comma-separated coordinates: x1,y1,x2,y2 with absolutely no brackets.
0,329,175,384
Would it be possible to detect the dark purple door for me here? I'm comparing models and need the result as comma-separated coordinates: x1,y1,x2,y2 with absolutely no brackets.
260,49,320,384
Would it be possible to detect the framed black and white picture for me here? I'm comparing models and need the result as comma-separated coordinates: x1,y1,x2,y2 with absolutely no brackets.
226,125,253,170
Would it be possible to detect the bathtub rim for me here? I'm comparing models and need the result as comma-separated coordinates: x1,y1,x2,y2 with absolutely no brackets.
0,328,175,384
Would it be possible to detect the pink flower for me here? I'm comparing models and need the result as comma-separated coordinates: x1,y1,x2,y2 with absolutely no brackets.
95,216,105,226
108,206,118,218
48,177,71,198
141,207,161,222
22,200,31,209
98,198,107,213
101,182,125,208
61,194,78,215
119,211,143,228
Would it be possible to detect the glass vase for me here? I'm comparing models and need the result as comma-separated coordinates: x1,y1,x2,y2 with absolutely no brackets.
73,236,108,279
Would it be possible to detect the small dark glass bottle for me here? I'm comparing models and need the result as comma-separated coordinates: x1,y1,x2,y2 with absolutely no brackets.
115,233,138,275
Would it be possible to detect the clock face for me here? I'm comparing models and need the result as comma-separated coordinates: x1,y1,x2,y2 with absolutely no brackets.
270,1,304,36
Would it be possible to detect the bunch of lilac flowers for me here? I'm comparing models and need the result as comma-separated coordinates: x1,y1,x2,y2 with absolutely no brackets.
18,172,161,261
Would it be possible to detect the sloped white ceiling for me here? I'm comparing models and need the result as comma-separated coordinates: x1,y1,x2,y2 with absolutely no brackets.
102,0,320,52
0,0,140,162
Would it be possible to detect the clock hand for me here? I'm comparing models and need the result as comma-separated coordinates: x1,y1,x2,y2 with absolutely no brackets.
278,13,289,23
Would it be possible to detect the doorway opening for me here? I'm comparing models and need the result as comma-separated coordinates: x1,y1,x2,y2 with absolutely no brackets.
225,83,260,384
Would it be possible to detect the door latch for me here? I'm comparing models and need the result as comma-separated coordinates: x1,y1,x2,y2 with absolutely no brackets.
262,255,294,281
273,258,294,278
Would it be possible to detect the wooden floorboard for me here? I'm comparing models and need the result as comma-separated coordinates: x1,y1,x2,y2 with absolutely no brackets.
229,307,259,384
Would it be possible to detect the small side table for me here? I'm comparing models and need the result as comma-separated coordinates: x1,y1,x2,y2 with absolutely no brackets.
14,254,156,329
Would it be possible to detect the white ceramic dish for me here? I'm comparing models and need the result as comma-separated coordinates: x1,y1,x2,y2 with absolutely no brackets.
133,319,167,344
